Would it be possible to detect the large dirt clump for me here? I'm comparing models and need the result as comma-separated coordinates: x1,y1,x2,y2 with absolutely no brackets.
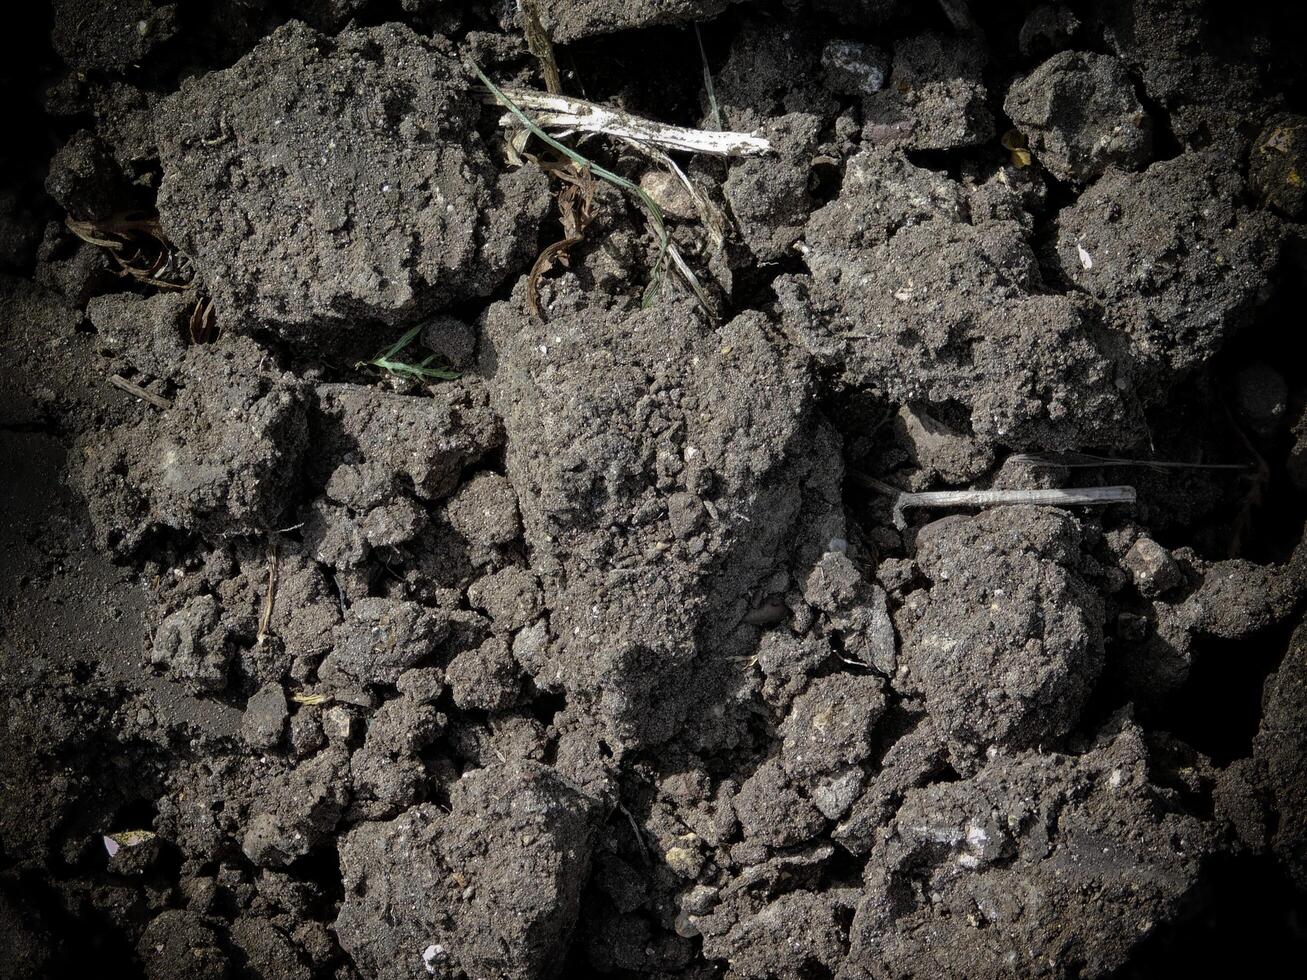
156,21,550,335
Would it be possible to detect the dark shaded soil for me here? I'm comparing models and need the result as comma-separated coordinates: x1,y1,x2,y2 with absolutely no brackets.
4,1,1307,978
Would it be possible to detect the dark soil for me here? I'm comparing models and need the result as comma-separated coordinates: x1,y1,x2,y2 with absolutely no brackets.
4,1,1307,978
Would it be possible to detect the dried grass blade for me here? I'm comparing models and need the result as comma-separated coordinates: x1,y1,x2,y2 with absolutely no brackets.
473,62,706,313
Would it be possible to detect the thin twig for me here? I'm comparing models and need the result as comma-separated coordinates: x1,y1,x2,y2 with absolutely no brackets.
1009,452,1249,472
256,538,280,647
883,485,1138,529
108,374,172,410
481,85,771,157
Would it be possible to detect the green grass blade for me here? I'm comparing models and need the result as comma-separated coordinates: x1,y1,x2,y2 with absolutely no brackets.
377,324,423,362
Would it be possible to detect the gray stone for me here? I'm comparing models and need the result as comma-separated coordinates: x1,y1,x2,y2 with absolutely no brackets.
241,683,289,751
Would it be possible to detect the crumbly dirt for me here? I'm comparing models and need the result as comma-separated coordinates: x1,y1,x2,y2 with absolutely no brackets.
4,2,1307,979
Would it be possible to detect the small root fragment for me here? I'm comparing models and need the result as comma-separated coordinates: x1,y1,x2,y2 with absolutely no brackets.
108,374,172,410
256,538,280,648
528,163,597,319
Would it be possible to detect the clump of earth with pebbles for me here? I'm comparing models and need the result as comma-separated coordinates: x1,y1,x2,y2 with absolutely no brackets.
4,1,1307,978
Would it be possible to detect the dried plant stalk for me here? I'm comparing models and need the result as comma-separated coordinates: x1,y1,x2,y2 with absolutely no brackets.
519,0,563,94
483,86,771,158
66,213,195,290
888,486,1137,528
256,538,280,647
